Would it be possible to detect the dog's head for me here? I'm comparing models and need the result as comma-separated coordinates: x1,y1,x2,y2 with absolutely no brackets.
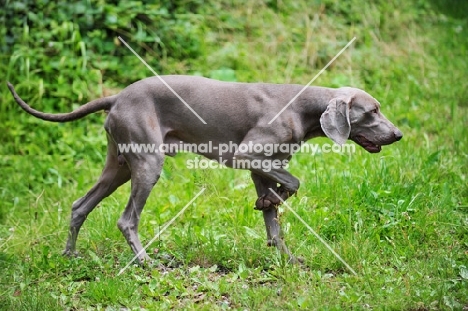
320,87,402,153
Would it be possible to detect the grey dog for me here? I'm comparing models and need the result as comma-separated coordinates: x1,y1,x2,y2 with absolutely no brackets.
8,75,402,263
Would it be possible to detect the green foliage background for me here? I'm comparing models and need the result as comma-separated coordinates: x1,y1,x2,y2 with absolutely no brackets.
0,0,467,310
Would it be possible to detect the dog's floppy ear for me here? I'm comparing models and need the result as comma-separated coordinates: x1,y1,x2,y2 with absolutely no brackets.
320,97,352,145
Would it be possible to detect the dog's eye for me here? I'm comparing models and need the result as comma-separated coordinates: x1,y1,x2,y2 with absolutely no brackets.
372,108,378,114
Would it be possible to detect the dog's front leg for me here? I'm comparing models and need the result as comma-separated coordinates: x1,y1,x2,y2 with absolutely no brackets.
263,206,303,264
250,167,299,211
251,172,301,264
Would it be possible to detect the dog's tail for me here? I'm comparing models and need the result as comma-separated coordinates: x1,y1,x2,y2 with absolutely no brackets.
7,82,117,122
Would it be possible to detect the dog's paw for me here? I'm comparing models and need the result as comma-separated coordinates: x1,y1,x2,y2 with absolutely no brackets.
62,249,79,257
254,187,297,210
255,195,278,210
288,255,305,265
138,258,155,268
137,254,154,266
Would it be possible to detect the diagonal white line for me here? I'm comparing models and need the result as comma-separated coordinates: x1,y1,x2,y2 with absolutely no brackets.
268,188,357,276
118,36,207,124
268,37,357,124
117,188,206,276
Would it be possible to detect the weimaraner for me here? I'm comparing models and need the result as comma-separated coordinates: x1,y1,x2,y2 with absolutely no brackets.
8,76,402,264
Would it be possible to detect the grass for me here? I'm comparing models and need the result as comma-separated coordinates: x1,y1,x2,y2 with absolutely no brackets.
1,0,468,310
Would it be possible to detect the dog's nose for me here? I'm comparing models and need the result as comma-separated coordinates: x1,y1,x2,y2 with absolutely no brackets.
394,129,403,141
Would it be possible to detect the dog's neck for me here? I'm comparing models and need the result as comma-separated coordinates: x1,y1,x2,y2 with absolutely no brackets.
293,86,336,141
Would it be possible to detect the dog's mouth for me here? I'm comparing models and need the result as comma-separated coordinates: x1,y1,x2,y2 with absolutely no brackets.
352,135,382,153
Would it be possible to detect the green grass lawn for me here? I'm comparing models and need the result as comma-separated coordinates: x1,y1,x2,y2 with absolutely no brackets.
1,1,467,310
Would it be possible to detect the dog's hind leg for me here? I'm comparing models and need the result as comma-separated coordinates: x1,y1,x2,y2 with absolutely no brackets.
63,134,131,256
117,151,164,264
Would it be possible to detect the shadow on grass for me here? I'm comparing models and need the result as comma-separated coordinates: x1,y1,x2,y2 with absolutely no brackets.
429,0,468,20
